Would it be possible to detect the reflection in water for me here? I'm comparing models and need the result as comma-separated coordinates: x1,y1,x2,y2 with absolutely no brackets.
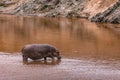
24,59,61,65
0,15,120,60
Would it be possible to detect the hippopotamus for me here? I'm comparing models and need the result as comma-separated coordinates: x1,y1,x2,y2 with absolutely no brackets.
21,44,61,62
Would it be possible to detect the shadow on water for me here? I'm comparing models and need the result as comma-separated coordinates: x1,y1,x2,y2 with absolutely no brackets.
0,15,120,61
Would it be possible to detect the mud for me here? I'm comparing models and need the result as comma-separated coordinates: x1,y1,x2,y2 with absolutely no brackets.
0,54,120,80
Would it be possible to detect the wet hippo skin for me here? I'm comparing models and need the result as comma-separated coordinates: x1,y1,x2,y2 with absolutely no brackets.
21,44,61,63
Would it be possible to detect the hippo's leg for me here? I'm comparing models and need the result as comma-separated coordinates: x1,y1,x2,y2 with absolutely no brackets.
44,57,47,61
57,56,61,60
23,55,28,63
50,55,55,61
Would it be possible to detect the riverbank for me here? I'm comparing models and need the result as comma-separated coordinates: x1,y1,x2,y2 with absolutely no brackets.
0,54,120,80
0,0,120,23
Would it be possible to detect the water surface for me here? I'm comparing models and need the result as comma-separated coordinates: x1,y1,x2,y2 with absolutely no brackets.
0,15,120,80
0,15,120,60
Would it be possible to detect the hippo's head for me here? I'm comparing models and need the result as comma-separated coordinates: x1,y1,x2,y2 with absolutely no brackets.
53,50,61,60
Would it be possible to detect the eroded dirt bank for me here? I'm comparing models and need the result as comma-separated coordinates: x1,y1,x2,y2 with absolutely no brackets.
0,0,120,23
0,54,120,80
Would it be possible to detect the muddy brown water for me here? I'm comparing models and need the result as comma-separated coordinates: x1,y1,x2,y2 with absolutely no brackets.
0,15,120,80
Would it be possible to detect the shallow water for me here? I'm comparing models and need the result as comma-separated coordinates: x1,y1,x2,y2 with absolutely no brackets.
0,15,120,60
0,54,120,80
0,15,120,80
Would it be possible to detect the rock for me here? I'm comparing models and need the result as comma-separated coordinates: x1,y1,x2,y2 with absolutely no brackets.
0,0,17,7
90,0,120,23
0,0,86,17
1,0,120,23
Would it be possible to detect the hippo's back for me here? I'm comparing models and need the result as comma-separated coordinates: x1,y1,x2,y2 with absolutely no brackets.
22,44,56,54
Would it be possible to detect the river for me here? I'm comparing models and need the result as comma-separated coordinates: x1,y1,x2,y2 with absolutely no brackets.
0,15,120,80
